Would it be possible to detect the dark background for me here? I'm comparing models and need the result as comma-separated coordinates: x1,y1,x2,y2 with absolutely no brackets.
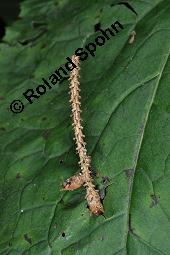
0,0,20,38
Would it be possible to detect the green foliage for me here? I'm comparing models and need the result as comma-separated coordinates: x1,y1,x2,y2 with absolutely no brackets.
0,0,170,254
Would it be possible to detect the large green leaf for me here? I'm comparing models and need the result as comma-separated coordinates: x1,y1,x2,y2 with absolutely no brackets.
0,0,170,254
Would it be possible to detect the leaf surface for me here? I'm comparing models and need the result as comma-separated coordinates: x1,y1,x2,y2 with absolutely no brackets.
0,0,170,254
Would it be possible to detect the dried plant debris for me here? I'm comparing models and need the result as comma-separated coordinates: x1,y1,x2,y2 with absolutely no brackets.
129,30,136,44
62,173,85,191
62,55,104,216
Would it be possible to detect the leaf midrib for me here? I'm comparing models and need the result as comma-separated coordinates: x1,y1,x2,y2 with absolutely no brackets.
125,46,170,254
